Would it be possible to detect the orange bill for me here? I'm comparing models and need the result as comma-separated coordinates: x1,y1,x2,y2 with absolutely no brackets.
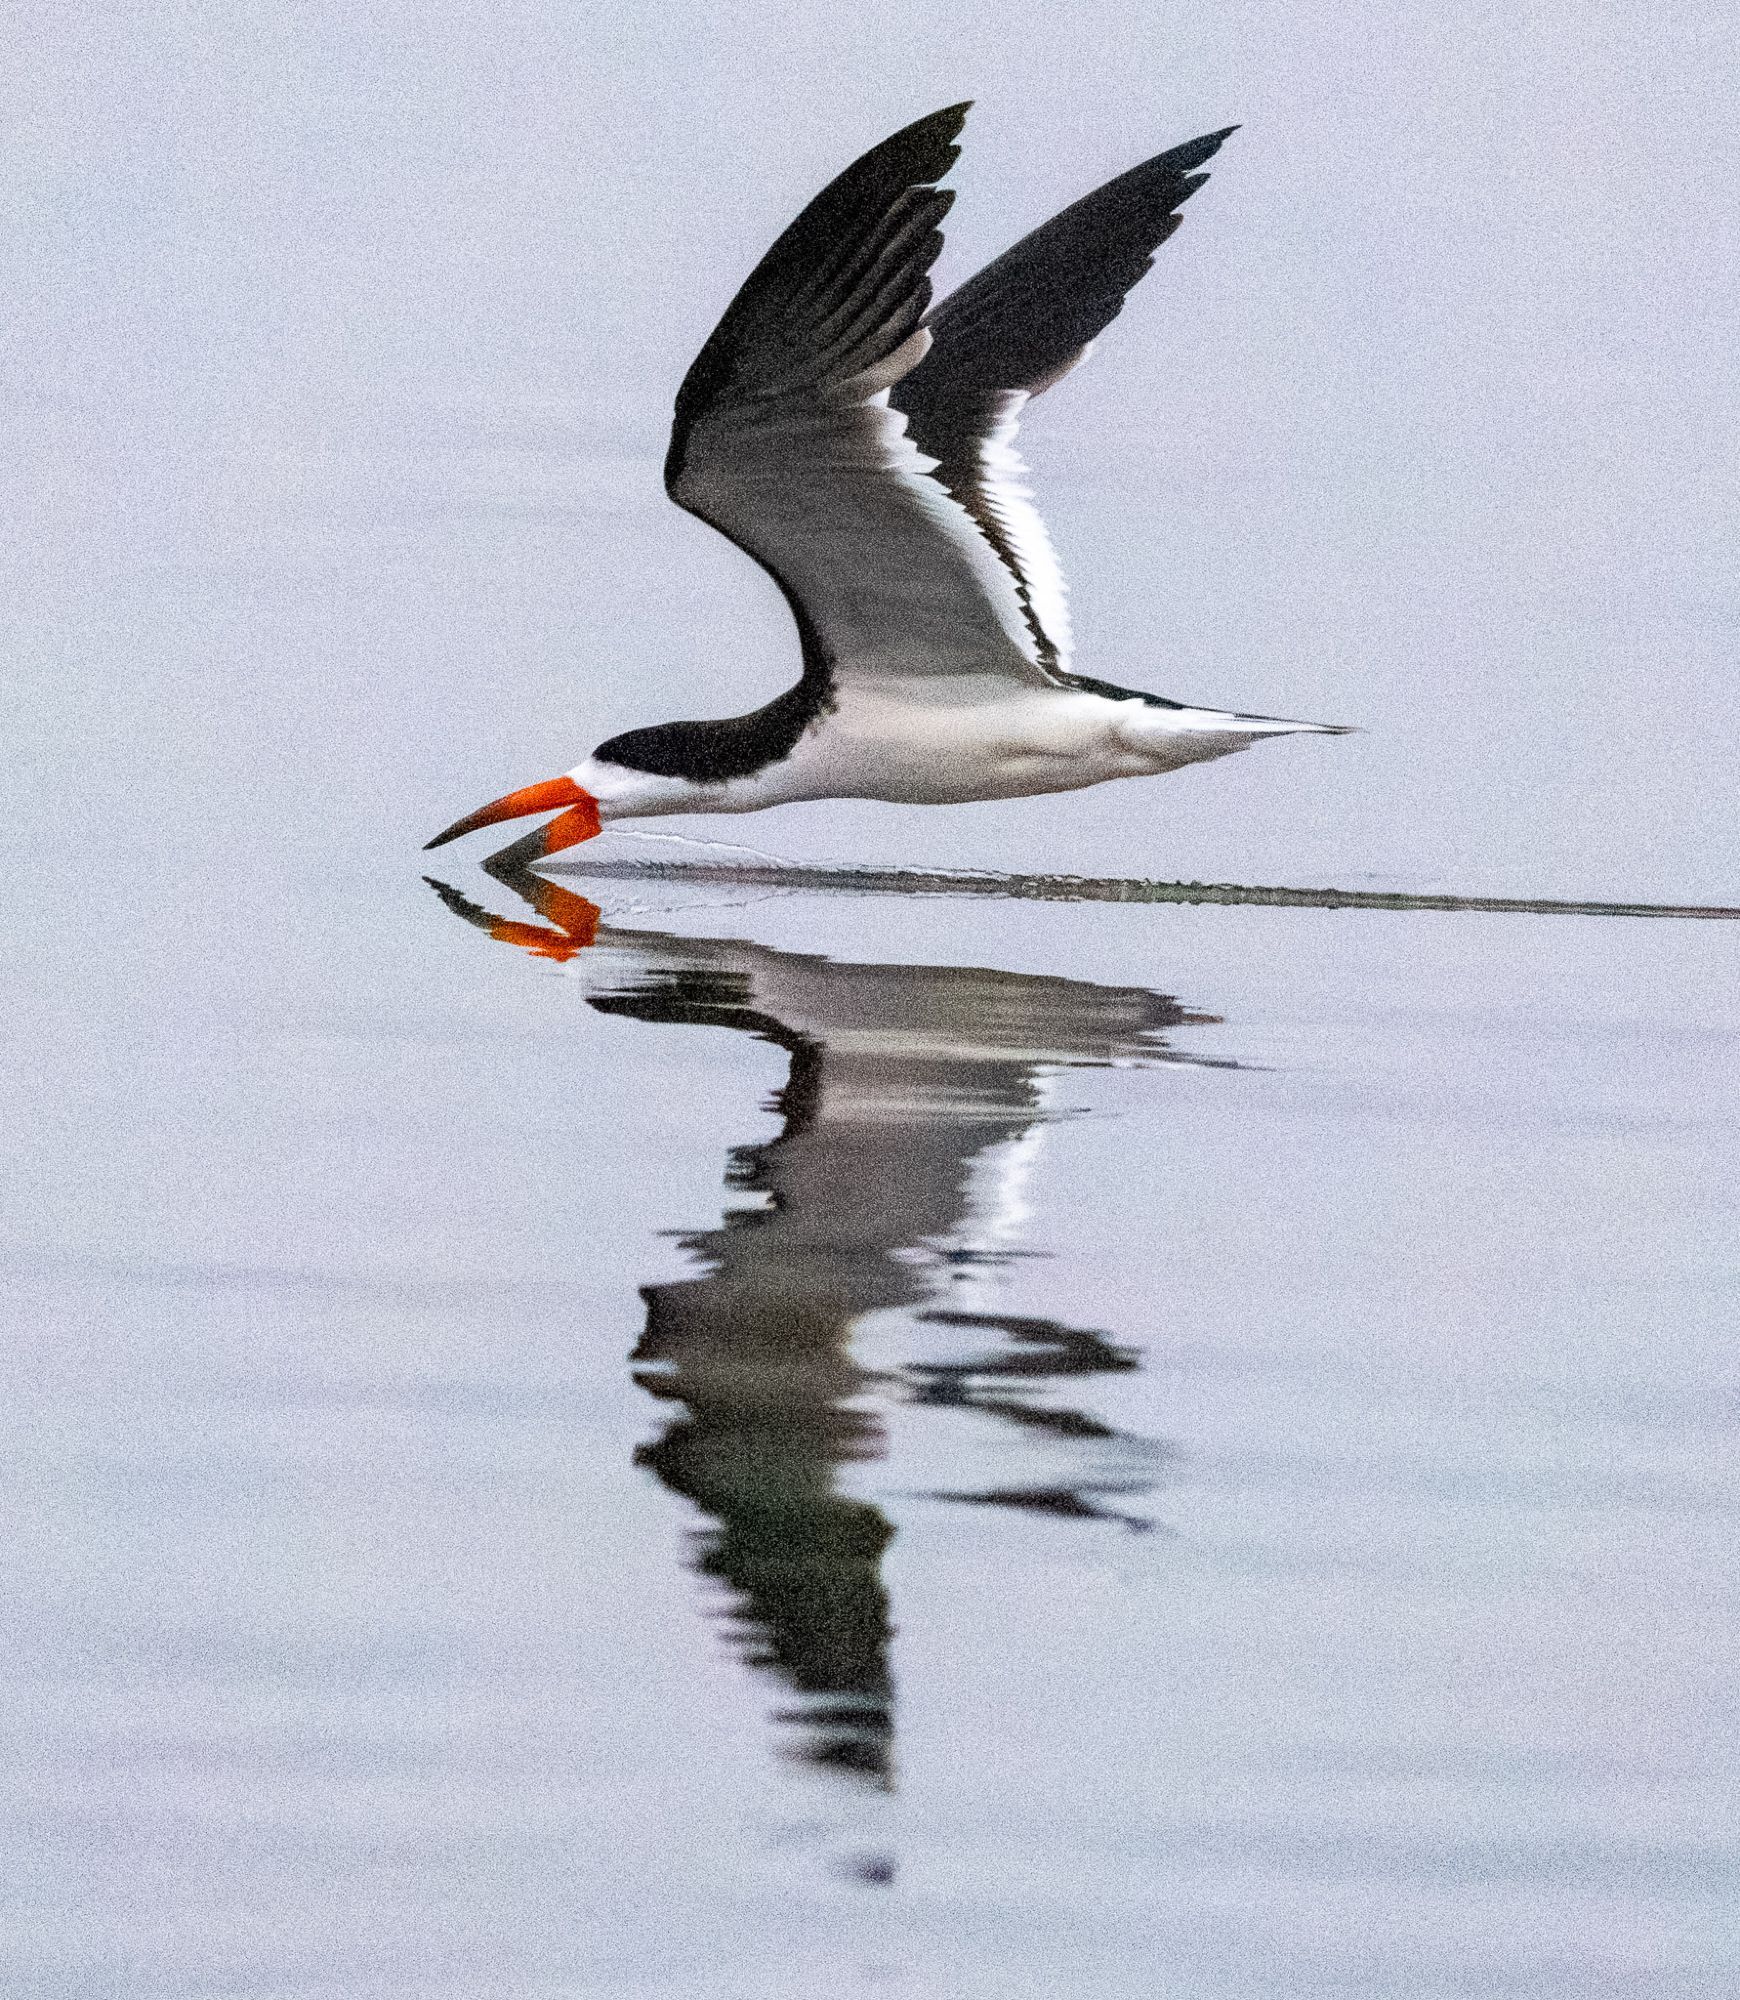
424,776,601,852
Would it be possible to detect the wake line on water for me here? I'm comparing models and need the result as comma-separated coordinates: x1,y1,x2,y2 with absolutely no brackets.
542,856,1740,920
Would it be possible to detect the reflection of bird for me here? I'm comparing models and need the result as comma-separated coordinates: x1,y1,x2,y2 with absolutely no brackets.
427,103,1351,867
428,869,1220,1781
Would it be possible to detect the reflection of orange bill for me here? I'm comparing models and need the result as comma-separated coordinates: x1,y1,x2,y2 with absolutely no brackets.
424,872,603,961
488,878,602,960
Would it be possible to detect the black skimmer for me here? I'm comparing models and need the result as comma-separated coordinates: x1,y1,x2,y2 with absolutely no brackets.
427,103,1353,867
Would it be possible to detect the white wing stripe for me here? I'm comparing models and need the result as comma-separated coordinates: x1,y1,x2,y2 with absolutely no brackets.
975,391,1074,667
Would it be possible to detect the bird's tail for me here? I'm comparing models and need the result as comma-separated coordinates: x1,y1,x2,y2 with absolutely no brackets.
1120,703,1358,772
1220,711,1359,735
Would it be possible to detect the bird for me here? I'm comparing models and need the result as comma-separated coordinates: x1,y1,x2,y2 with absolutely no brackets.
426,103,1353,868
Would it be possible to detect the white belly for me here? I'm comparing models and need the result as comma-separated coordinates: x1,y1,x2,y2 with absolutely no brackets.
757,680,1258,806
580,677,1287,822
756,685,1101,804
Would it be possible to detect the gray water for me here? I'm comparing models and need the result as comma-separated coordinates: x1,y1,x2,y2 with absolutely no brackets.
5,4,1739,1995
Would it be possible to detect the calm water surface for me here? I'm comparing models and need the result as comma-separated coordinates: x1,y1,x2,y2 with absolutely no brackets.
3,852,1734,1998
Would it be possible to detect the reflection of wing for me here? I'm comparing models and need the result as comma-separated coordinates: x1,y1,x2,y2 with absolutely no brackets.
585,928,1208,1779
425,869,1218,1782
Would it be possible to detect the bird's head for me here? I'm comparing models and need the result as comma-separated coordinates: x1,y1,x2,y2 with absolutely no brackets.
423,773,602,864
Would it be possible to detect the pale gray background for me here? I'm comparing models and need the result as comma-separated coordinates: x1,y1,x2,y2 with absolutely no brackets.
3,5,1736,1998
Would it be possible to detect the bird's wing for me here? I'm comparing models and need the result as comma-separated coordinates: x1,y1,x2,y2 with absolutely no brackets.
890,128,1237,674
664,104,1057,690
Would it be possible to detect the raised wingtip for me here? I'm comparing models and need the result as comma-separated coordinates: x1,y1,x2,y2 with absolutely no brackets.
917,100,973,156
810,105,972,201
1161,124,1241,175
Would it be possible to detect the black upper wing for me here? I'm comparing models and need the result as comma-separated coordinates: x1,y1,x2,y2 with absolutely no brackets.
657,104,1061,696
890,127,1237,672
